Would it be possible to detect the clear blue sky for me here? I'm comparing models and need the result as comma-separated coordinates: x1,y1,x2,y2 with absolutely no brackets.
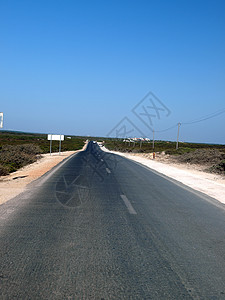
0,0,224,144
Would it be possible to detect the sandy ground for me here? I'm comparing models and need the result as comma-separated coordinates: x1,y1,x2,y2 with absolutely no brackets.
0,149,83,206
102,146,225,205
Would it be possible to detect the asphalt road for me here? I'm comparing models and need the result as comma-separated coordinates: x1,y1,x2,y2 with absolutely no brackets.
0,141,225,299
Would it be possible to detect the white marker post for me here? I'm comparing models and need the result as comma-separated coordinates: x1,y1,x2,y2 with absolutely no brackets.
0,112,3,129
47,134,64,155
176,123,181,150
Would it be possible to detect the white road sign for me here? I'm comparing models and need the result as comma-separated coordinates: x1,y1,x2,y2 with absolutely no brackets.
48,134,64,141
0,112,3,128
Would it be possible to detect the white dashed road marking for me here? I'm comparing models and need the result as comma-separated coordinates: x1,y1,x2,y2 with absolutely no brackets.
120,195,137,215
106,168,111,174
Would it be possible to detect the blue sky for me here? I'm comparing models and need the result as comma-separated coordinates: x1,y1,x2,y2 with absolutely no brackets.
0,0,224,144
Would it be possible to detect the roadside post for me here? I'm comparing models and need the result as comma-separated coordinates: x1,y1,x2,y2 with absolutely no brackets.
0,112,3,129
152,129,155,150
176,123,181,150
47,134,64,155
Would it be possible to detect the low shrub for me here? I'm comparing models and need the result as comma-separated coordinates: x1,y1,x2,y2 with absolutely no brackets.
0,144,42,174
175,149,225,165
0,164,9,176
165,147,195,155
207,159,225,175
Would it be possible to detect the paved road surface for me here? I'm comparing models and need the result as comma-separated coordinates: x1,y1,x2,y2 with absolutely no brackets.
0,141,225,299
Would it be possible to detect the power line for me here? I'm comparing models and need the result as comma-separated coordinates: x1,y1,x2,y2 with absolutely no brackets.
151,107,225,149
153,108,225,133
154,124,177,133
182,108,225,125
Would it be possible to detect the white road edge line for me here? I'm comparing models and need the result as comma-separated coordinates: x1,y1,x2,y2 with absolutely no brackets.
120,195,137,215
106,168,111,174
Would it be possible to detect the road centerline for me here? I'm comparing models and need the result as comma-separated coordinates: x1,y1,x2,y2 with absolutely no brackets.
120,194,137,215
106,168,111,174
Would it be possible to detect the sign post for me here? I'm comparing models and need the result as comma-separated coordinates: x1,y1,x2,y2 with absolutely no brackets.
47,134,64,155
59,135,62,155
50,138,52,155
